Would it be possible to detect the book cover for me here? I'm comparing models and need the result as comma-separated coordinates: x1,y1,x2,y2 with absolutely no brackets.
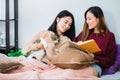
68,39,101,53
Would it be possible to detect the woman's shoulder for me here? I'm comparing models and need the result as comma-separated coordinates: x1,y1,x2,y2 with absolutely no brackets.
107,31,115,36
36,30,46,34
105,31,116,40
36,30,53,35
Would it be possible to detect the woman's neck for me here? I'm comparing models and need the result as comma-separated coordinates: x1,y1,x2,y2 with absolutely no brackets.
94,27,100,33
57,29,63,36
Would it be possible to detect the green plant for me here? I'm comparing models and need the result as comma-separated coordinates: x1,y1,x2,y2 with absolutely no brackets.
7,48,26,57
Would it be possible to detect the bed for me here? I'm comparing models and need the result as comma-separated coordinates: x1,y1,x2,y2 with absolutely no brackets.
101,70,120,79
0,45,120,79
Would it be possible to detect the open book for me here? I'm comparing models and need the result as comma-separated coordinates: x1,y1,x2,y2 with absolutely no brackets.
68,39,101,53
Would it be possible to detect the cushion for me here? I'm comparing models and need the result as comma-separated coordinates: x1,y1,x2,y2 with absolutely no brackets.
51,46,97,69
103,45,120,74
0,53,23,73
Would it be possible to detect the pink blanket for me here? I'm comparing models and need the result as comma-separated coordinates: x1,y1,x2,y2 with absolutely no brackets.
0,57,102,80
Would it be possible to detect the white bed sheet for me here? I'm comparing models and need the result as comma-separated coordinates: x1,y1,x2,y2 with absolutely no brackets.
101,70,120,79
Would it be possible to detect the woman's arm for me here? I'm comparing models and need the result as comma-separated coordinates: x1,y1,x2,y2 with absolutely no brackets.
22,30,47,54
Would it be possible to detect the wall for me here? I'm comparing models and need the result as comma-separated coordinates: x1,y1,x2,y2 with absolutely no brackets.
1,0,120,48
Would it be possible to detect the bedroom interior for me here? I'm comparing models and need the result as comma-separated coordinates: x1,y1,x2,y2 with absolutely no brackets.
0,0,120,79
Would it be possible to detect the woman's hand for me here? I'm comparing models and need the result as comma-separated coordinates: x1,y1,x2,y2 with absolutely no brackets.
85,50,94,57
37,43,44,49
77,41,82,44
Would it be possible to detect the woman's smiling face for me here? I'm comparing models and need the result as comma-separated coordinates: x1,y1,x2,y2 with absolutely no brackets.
56,16,72,35
86,11,99,30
